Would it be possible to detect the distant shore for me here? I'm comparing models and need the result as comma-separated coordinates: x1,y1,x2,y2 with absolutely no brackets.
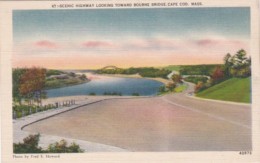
88,73,171,85
44,79,90,90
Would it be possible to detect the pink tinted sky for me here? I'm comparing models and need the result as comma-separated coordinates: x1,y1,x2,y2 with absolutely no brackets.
13,36,249,69
13,8,250,69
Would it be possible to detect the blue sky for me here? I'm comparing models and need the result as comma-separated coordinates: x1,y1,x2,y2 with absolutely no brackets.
13,8,250,69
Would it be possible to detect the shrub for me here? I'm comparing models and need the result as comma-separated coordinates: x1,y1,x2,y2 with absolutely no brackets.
103,92,122,96
13,134,84,153
47,140,84,153
195,81,206,93
159,85,167,93
166,82,176,92
14,134,42,153
132,93,140,96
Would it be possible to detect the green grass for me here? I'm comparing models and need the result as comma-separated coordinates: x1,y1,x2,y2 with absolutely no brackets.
196,77,251,103
161,65,180,71
174,84,188,93
184,76,208,84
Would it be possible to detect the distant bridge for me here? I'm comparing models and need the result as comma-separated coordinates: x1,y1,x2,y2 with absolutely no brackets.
101,66,120,70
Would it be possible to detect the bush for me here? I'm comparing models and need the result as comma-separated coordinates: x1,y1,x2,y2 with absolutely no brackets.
14,134,42,153
14,134,84,153
159,85,167,93
166,82,176,92
103,92,122,96
47,140,84,153
132,93,140,96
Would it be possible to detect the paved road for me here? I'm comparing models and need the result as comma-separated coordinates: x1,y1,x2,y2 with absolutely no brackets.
24,83,251,151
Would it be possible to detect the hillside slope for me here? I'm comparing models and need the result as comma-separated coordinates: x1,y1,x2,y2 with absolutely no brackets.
196,77,251,103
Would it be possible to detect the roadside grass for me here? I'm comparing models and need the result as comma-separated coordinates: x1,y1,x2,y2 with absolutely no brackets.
158,84,187,95
174,84,188,93
196,77,251,103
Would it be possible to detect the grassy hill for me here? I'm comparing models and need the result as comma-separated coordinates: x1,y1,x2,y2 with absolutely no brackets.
161,65,180,71
196,77,251,103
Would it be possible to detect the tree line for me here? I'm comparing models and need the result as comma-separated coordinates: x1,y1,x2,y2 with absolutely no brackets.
97,67,171,79
194,49,251,92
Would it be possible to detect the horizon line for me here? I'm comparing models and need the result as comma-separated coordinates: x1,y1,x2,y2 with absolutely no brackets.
12,63,224,70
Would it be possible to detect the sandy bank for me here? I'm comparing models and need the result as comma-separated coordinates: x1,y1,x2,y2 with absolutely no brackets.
85,72,171,85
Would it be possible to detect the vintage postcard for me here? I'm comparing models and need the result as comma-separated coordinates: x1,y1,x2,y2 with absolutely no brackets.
0,0,259,162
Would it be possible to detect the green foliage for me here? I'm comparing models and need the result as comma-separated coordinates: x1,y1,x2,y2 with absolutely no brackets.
97,67,171,79
132,93,140,96
211,66,226,84
174,84,188,93
89,92,96,96
194,81,207,93
171,74,183,84
45,77,87,89
158,85,167,94
138,67,171,79
196,77,251,103
179,64,220,76
158,84,187,94
13,104,56,118
223,49,251,78
192,49,251,94
14,134,84,153
162,65,180,71
46,69,63,77
14,134,43,153
19,67,47,106
103,92,122,96
184,76,208,84
12,68,27,104
47,140,84,153
166,82,176,92
79,74,87,80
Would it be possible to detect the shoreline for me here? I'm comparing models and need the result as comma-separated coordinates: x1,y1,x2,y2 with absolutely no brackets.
44,72,171,92
44,79,90,90
94,73,171,85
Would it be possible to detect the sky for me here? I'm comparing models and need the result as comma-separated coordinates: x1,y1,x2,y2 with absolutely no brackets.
13,7,250,69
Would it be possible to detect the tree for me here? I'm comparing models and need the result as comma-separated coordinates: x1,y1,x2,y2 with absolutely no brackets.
13,68,26,105
223,53,232,77
171,74,182,84
19,67,47,106
211,66,225,84
224,49,251,78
